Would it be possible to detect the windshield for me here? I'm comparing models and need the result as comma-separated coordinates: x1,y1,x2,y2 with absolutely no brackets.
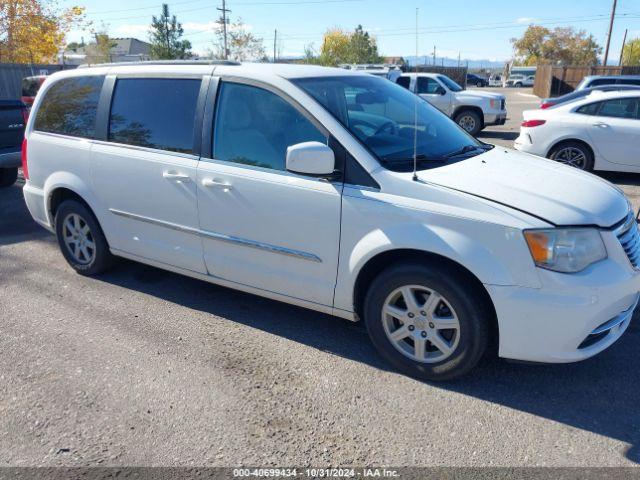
293,75,487,172
438,75,463,92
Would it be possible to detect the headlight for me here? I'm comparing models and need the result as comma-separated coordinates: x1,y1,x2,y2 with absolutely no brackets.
523,228,607,273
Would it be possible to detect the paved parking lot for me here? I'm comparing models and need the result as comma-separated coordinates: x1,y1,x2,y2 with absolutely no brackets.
1,90,639,467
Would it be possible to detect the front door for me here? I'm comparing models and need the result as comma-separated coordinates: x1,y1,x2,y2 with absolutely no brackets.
91,76,207,273
196,80,342,307
587,97,640,167
415,77,451,115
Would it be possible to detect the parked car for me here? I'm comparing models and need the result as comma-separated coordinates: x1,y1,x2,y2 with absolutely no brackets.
488,74,503,87
575,75,640,91
515,90,640,172
540,84,640,109
23,62,638,381
21,75,47,107
395,73,506,136
466,73,488,87
0,100,27,187
505,74,535,87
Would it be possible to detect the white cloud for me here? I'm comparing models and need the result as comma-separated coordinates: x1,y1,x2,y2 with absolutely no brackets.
113,24,150,38
515,17,538,24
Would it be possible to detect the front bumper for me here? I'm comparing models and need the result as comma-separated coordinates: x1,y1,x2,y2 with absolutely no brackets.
488,226,639,363
484,111,507,126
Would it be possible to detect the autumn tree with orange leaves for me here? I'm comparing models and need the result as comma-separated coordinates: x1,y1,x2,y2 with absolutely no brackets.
0,0,86,64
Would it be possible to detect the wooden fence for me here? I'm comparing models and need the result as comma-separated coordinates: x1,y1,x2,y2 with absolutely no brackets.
0,63,75,100
533,65,640,98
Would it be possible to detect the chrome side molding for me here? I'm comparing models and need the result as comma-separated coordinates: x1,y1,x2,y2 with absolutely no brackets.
109,208,322,263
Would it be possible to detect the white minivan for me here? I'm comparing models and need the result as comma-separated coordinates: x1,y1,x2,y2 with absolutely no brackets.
23,61,638,380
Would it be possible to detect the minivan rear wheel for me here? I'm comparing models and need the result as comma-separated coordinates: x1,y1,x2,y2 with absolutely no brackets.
54,199,114,275
0,167,18,187
363,262,490,381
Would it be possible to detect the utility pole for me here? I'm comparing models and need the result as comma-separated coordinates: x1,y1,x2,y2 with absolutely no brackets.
217,0,231,60
273,29,277,62
432,46,436,66
619,28,628,66
457,52,461,68
603,0,617,66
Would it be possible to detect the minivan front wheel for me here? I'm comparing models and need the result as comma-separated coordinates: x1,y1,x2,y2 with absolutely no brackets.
55,199,114,275
364,263,490,381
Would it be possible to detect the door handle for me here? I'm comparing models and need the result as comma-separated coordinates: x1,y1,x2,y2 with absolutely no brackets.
163,171,192,182
202,178,233,191
593,122,609,128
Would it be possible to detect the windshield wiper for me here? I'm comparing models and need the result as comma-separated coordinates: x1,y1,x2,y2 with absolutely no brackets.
380,154,448,165
443,145,485,158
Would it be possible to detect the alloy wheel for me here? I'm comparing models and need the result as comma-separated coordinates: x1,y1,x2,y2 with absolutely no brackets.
382,285,461,363
62,213,96,265
554,147,587,169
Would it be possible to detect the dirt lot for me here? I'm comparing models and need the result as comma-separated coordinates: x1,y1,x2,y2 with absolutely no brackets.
1,91,639,467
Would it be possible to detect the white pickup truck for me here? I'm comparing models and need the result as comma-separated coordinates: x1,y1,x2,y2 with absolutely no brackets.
395,73,507,136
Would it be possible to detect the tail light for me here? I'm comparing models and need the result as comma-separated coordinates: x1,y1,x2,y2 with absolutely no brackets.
21,138,29,180
540,102,553,109
521,119,546,128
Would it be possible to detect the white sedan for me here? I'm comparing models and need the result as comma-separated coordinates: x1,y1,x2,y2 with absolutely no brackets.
515,90,640,172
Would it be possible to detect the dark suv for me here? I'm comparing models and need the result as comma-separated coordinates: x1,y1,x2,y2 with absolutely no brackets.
466,74,488,87
0,100,26,187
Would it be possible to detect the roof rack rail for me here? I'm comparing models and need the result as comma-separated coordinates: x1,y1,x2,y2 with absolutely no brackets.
78,59,241,68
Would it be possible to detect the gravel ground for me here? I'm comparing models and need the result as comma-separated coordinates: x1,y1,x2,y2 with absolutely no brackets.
1,92,639,467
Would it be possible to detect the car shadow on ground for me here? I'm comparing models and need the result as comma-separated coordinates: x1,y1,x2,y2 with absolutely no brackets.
2,176,639,464
96,260,640,464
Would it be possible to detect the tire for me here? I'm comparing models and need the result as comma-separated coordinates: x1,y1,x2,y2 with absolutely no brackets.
363,262,491,381
54,199,115,275
454,110,482,136
476,81,483,87
548,141,594,171
0,167,18,187
515,82,523,88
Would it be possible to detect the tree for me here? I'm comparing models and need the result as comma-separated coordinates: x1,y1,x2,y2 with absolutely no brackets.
209,17,265,61
511,25,601,66
621,38,640,66
307,25,382,66
149,4,192,60
345,25,382,64
84,29,116,64
0,0,86,64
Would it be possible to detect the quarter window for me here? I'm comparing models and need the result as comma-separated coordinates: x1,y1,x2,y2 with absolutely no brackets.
34,76,103,138
109,78,201,153
396,76,411,90
213,82,326,171
576,102,601,115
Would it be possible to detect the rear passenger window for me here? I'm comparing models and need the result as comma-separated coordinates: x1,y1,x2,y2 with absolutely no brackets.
34,76,103,138
109,78,201,153
213,82,326,171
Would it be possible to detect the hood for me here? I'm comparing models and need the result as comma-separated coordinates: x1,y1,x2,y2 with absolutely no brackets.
459,89,505,100
419,148,628,228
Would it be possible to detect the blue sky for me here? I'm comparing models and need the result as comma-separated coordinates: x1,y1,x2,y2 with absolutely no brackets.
63,0,640,62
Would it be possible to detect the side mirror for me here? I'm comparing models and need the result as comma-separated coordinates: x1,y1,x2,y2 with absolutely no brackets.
436,86,446,95
286,141,335,177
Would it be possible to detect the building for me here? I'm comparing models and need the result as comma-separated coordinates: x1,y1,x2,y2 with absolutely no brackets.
61,38,152,65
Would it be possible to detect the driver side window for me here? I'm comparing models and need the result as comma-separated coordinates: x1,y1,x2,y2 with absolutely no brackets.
214,82,327,171
417,77,441,95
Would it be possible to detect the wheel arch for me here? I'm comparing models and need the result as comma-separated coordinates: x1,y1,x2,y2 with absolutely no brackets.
546,138,595,161
352,248,499,350
44,172,102,226
452,105,484,127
